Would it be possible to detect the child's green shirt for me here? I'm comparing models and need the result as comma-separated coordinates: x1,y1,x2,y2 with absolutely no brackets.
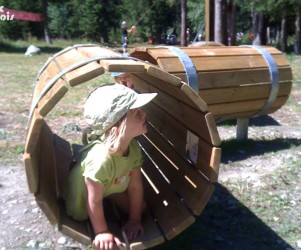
65,139,143,221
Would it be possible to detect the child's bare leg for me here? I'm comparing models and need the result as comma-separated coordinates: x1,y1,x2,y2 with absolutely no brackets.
107,191,129,213
107,191,146,214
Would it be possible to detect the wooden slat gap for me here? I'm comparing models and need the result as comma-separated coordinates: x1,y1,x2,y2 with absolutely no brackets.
143,123,211,182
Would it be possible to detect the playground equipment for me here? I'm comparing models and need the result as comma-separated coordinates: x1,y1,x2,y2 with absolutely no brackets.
130,45,293,140
24,44,221,249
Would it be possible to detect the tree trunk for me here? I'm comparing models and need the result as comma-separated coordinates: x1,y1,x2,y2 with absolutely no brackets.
295,12,301,55
214,0,223,43
280,15,287,52
180,0,187,46
41,0,52,44
227,0,236,45
253,12,264,45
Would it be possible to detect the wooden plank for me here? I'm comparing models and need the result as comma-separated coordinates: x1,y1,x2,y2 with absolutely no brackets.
67,63,104,87
143,121,219,182
92,199,164,250
34,122,59,225
55,49,104,86
130,209,165,250
77,46,121,58
141,155,195,240
55,49,90,68
38,78,68,117
134,82,214,146
131,74,212,138
139,133,216,213
205,112,222,151
59,202,92,246
46,60,62,78
33,61,62,100
157,54,289,73
215,106,287,122
100,59,145,73
130,50,158,66
144,64,182,87
132,74,207,118
173,67,293,89
132,73,187,108
24,112,44,194
180,83,208,112
145,47,283,60
186,46,283,57
143,100,219,160
209,96,289,117
198,81,292,105
25,111,43,154
23,153,39,193
134,71,208,113
53,135,73,199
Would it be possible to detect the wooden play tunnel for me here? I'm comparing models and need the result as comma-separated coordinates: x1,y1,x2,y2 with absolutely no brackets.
24,44,221,249
130,45,293,122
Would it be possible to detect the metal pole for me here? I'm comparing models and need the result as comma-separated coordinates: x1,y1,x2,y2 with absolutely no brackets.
236,118,249,141
205,0,210,42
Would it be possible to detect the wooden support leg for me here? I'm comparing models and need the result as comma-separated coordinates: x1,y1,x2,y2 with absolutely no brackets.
236,118,249,141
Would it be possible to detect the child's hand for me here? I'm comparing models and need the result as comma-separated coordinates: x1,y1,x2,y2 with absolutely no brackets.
93,232,124,250
122,220,144,241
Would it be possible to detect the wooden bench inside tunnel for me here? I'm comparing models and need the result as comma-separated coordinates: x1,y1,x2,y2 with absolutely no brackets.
24,45,221,249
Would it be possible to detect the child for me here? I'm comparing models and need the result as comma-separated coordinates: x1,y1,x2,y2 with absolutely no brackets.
111,72,133,89
65,83,157,249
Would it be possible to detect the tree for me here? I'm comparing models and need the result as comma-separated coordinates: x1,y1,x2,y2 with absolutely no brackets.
187,0,205,42
180,0,187,46
41,0,51,44
295,10,301,54
227,0,237,45
214,0,223,43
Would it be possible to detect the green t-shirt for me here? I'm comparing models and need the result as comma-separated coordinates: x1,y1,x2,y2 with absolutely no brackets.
65,139,143,221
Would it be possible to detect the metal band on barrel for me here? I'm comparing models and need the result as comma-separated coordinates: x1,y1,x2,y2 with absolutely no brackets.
241,45,279,116
159,46,199,93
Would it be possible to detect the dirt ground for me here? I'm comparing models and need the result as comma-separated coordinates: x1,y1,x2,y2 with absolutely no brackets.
0,104,300,250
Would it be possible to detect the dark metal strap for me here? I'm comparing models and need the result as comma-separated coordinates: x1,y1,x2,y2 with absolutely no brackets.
158,46,199,93
240,45,279,116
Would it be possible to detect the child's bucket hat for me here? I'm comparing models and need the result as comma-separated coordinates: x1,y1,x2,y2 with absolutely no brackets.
84,83,157,135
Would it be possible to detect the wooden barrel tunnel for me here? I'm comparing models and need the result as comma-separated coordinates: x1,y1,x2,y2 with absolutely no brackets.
130,45,293,122
24,44,221,249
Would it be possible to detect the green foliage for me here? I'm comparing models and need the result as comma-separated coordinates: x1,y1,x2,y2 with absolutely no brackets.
0,0,300,50
48,2,71,38
187,0,205,37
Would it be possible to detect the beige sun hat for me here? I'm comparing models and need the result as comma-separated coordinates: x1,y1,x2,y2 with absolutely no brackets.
84,83,157,135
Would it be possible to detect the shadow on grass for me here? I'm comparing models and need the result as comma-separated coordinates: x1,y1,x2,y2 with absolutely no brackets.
220,137,301,163
218,115,281,127
0,42,63,54
153,183,293,250
249,115,281,126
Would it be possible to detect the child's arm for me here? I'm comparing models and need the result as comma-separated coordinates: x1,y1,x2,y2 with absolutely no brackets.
122,167,144,240
85,178,124,249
